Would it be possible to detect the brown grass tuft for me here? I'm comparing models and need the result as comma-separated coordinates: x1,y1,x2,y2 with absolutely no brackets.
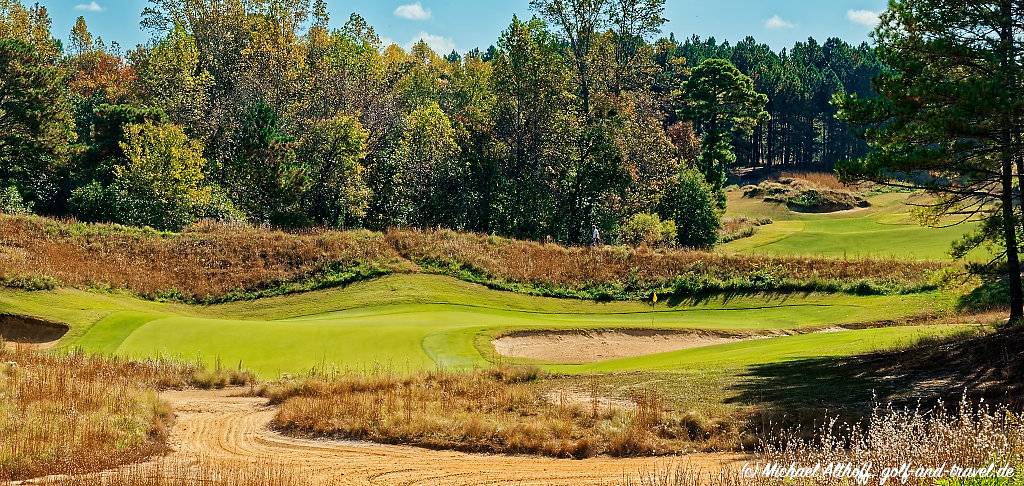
778,172,852,191
6,460,315,486
0,344,171,480
265,368,730,459
0,215,945,302
743,173,868,213
621,398,1024,485
0,343,258,481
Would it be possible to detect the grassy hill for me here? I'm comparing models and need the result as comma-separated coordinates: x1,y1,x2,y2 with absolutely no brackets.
721,189,979,260
0,192,986,379
0,274,963,377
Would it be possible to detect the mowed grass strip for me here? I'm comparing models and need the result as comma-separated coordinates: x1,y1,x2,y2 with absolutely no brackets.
0,275,953,377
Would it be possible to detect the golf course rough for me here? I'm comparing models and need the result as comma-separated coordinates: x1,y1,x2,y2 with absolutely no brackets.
0,274,966,378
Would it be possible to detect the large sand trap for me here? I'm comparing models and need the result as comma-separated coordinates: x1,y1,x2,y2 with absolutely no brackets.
494,329,779,363
0,314,69,348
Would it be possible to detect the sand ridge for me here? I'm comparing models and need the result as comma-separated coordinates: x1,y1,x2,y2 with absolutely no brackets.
0,315,68,350
492,329,785,363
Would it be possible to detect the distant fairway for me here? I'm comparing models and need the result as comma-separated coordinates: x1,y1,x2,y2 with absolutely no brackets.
0,274,964,377
720,190,979,260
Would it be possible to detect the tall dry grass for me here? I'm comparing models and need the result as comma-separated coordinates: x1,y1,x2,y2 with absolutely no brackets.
621,398,1024,486
0,344,170,480
11,461,316,486
0,216,411,301
0,214,944,302
619,465,766,486
744,175,868,213
0,343,256,481
265,368,735,459
384,229,942,296
778,172,852,191
761,397,1024,482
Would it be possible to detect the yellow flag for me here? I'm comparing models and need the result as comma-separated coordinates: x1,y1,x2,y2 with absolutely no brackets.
652,292,658,304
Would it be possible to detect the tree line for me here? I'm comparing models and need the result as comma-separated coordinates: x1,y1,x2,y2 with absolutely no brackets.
0,0,876,247
664,35,882,170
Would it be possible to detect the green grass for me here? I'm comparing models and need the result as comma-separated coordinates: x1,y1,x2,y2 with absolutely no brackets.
721,190,980,260
553,325,966,374
0,274,962,378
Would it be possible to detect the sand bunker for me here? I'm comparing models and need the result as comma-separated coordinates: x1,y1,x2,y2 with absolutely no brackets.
493,329,777,363
0,314,69,347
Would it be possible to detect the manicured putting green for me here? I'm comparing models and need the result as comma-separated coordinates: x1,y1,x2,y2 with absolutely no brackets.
0,275,961,378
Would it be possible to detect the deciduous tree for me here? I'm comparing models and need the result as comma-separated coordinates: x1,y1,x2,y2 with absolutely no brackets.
114,121,211,230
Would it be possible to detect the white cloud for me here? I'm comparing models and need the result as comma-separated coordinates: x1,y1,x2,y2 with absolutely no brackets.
847,9,881,28
764,15,795,30
74,1,104,12
410,32,455,54
394,2,431,21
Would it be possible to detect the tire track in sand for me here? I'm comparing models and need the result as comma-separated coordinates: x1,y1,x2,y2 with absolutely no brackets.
157,389,746,485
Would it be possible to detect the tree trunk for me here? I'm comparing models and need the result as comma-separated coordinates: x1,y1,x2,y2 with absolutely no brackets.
1000,0,1024,324
1002,150,1024,324
578,59,591,118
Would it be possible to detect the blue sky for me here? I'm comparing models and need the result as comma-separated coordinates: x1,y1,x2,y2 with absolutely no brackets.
43,0,888,53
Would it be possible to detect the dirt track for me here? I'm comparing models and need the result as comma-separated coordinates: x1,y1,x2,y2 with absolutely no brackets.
157,389,745,485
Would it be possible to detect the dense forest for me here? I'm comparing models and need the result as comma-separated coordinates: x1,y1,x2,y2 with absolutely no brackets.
0,0,880,246
668,35,881,169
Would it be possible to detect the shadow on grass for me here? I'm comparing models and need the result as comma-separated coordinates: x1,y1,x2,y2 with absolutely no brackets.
727,325,1024,427
666,289,809,308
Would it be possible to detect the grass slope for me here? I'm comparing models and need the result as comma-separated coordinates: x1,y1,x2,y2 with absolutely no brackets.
721,190,979,260
555,325,966,374
1,274,963,377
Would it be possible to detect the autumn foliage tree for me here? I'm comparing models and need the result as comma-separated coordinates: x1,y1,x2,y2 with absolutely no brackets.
0,0,891,253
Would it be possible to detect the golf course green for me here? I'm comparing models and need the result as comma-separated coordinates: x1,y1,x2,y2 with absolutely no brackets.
0,274,966,377
721,190,979,260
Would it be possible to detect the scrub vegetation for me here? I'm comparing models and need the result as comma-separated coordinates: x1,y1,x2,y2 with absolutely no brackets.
0,215,946,303
0,344,250,481
266,367,738,458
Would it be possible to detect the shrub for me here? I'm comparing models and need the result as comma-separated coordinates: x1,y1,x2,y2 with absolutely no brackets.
660,168,721,249
0,186,31,215
112,121,213,231
200,185,246,224
720,216,773,243
68,181,114,223
620,213,677,247
0,274,59,291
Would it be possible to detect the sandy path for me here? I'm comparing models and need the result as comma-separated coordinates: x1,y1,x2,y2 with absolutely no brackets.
154,388,744,485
